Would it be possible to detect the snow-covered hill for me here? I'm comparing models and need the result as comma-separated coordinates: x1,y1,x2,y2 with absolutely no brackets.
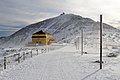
0,13,120,48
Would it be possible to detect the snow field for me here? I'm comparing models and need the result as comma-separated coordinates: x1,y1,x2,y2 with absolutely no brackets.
0,44,120,80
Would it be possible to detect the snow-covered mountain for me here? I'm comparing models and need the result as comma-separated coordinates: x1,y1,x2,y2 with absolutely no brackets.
0,13,120,48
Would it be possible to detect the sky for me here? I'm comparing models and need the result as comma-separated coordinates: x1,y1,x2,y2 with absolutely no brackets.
0,0,120,36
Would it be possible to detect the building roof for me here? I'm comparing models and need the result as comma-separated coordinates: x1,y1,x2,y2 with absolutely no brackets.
33,30,45,34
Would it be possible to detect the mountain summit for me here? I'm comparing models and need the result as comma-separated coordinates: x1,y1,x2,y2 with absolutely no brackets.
0,14,119,47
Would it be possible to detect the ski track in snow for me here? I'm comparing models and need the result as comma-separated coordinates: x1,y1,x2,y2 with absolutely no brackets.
0,44,120,80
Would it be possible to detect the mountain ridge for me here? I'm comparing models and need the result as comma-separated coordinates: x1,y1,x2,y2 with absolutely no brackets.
0,13,119,48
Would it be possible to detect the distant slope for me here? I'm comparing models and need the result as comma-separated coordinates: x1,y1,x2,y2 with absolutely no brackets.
0,14,119,48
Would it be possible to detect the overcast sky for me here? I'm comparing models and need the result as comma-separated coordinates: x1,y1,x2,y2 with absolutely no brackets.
0,0,120,36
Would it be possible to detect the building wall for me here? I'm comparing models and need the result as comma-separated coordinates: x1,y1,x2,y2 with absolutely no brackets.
32,34,54,45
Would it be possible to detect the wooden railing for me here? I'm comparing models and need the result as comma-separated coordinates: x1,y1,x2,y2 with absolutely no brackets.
0,44,66,70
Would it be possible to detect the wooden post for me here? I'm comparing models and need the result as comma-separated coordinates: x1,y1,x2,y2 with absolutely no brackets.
4,57,6,69
77,37,79,50
23,52,25,60
41,49,43,53
81,29,83,55
45,48,46,53
100,14,103,69
74,38,77,50
18,53,20,63
36,49,38,55
31,50,32,57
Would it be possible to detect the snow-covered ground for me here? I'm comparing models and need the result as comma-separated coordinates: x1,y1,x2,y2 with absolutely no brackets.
0,44,120,80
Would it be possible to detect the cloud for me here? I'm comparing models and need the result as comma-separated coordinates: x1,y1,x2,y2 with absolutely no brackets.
109,19,120,28
1,0,120,36
0,31,15,37
0,25,21,32
0,0,63,26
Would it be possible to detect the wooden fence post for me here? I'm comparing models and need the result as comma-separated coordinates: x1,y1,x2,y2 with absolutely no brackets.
4,57,6,69
23,52,25,60
36,49,38,55
45,48,46,53
41,49,43,53
18,53,20,63
31,50,32,58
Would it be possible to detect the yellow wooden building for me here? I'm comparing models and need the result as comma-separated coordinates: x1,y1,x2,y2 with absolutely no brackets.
32,30,54,45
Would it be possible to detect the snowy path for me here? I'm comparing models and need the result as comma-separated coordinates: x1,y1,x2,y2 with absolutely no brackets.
0,44,120,80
